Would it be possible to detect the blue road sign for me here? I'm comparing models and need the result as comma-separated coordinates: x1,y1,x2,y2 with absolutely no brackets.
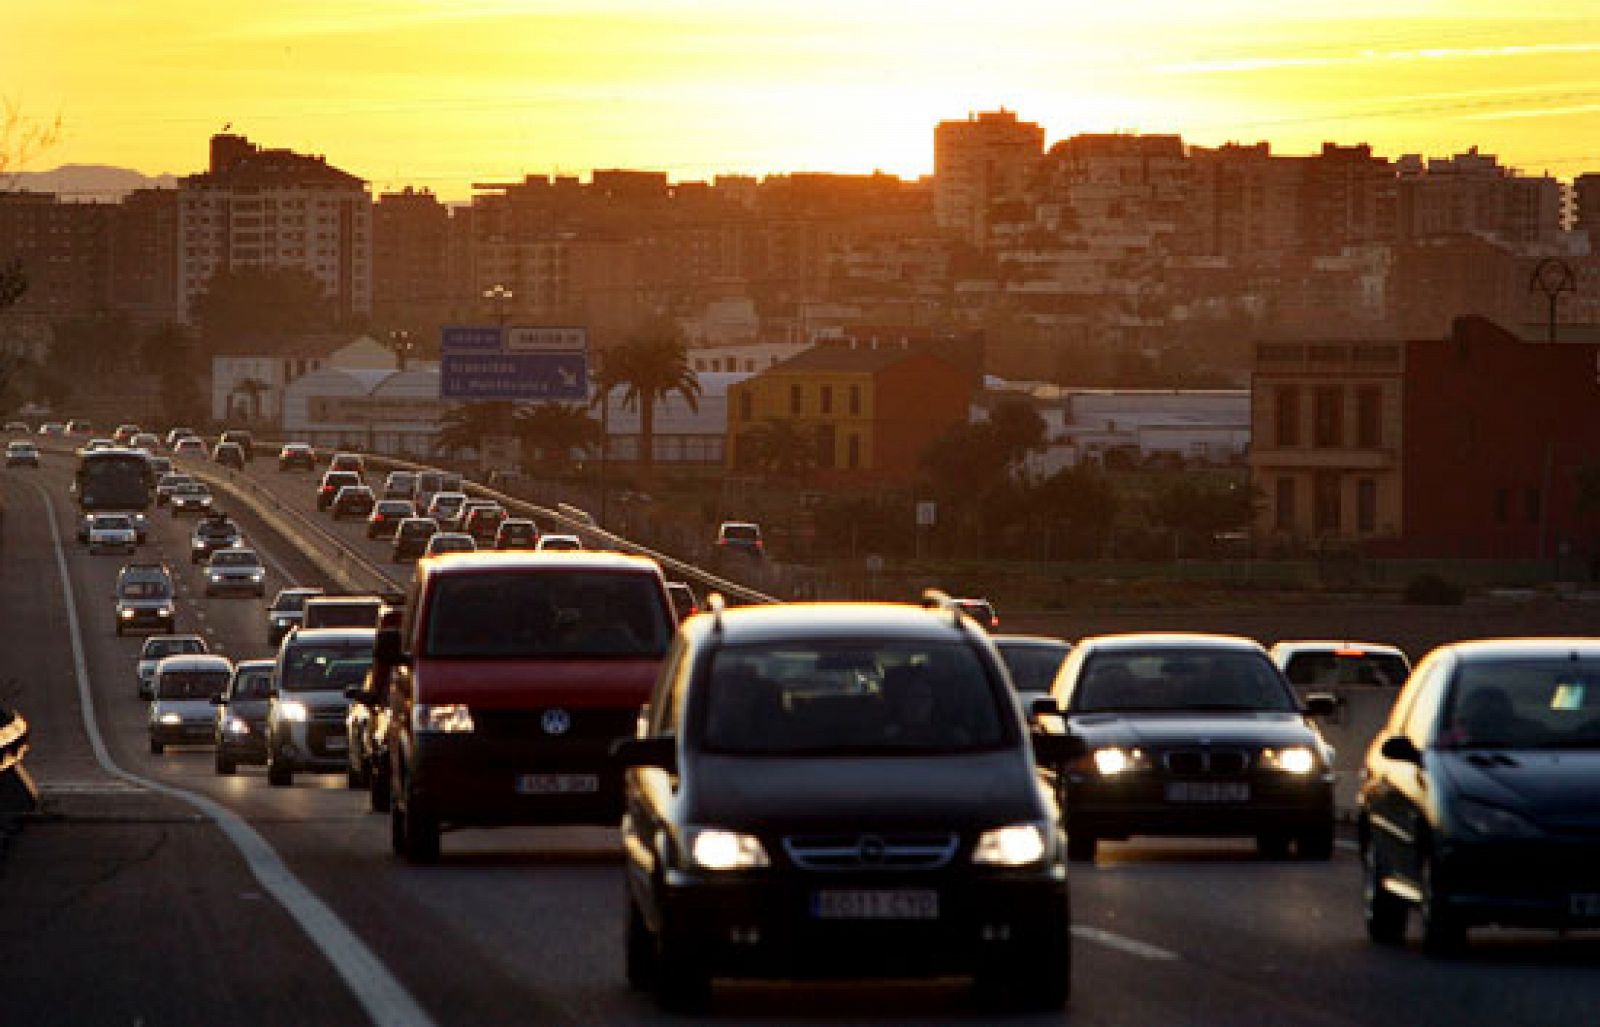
440,325,504,356
441,352,589,401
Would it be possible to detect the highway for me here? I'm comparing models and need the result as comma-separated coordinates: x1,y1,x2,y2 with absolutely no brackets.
3,450,1599,1026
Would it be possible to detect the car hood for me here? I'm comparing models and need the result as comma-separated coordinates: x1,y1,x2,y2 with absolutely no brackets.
1067,711,1319,749
682,751,1045,830
415,657,659,708
1439,751,1600,828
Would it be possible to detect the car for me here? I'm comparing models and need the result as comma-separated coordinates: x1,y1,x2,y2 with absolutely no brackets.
5,420,29,433
213,658,276,774
190,512,241,563
155,472,194,506
112,423,141,445
1358,637,1600,953
493,518,539,550
331,484,377,520
132,432,162,453
218,429,255,460
79,437,117,455
115,563,177,636
87,512,139,554
78,509,149,545
5,440,40,467
205,547,267,597
713,520,764,561
136,633,209,699
993,634,1073,699
267,586,326,646
38,422,66,436
146,455,173,478
534,533,583,552
951,597,1000,631
344,603,404,798
391,516,440,562
384,551,677,863
212,440,246,470
169,482,214,514
165,427,196,448
424,491,469,531
317,470,362,511
278,442,316,472
382,470,418,501
265,628,375,786
423,531,477,557
462,503,507,545
614,592,1079,1012
327,451,365,476
301,595,385,630
172,436,208,459
1270,640,1412,688
665,580,699,622
366,499,416,539
66,418,93,435
1044,632,1337,863
148,654,233,754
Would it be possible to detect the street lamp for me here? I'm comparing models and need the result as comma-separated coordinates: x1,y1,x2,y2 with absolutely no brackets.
483,284,514,329
386,329,415,372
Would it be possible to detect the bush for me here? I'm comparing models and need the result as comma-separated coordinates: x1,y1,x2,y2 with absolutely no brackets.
1404,574,1464,606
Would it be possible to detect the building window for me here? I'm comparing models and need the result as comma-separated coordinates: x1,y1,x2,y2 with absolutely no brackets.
1495,488,1509,524
1356,386,1381,448
1275,478,1296,531
1314,471,1341,533
738,391,752,422
849,385,861,416
1313,386,1343,448
1274,386,1300,447
790,384,802,415
1357,478,1377,533
820,385,833,415
1525,487,1541,524
847,434,860,469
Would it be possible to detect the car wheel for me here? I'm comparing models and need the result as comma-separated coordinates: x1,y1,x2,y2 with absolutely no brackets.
626,899,657,992
267,755,293,787
1363,841,1407,944
1420,852,1466,954
1066,832,1096,863
1256,832,1293,860
1296,824,1334,861
391,796,440,864
369,755,392,813
215,749,236,776
149,738,164,755
653,928,711,1013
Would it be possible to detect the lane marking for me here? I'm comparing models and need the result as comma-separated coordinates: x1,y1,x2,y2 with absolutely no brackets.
1336,839,1358,852
1072,925,1181,961
34,480,436,1027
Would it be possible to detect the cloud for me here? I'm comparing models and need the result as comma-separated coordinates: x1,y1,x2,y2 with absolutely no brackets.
1158,40,1600,75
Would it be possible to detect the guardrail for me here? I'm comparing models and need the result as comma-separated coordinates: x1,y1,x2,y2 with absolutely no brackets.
0,707,38,814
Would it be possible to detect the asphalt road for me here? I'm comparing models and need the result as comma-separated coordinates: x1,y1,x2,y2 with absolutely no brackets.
3,450,1599,1026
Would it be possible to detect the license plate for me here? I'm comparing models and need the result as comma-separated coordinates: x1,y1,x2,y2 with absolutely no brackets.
516,774,599,795
1165,781,1250,803
813,889,939,920
323,736,347,751
1570,893,1600,919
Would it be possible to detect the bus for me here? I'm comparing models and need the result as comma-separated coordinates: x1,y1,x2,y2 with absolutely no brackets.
76,447,155,512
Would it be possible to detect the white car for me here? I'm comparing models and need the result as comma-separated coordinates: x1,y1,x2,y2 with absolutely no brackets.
87,513,139,554
148,654,233,754
169,482,214,514
136,634,210,700
534,533,584,552
1268,640,1412,688
205,548,267,598
172,436,208,459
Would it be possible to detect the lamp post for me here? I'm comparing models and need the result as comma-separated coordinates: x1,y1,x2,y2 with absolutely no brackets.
1530,258,1575,344
483,284,514,330
386,329,415,372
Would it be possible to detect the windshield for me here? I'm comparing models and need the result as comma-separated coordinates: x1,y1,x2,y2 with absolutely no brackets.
424,571,671,659
1073,648,1297,713
231,667,274,700
305,602,381,628
145,638,206,659
157,670,230,700
121,580,170,600
1283,650,1409,687
272,591,319,612
211,551,259,567
998,642,1071,694
701,640,1010,755
721,524,760,542
1437,657,1600,750
281,642,375,690
94,516,133,529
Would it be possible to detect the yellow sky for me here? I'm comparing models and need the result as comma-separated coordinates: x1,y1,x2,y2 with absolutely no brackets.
6,1,1599,198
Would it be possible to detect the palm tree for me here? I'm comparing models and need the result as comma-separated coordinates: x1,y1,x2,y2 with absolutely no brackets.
434,402,516,458
740,417,818,480
599,322,701,478
228,377,269,423
516,403,600,474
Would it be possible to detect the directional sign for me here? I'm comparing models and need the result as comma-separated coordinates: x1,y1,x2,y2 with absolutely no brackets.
439,324,589,401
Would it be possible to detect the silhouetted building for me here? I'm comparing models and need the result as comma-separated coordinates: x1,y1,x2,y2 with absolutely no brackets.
110,188,180,323
1396,148,1562,248
0,192,111,321
1575,174,1600,251
934,110,1044,245
372,187,450,331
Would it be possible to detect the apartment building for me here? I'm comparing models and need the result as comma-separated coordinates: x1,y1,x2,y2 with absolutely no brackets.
934,110,1045,245
1396,148,1563,248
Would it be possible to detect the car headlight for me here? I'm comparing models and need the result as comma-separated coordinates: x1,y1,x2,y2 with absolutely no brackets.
1260,746,1319,774
250,569,265,580
120,608,136,619
207,570,222,580
973,823,1050,866
1091,747,1151,776
226,717,251,735
157,606,173,617
414,703,475,734
192,540,206,549
688,828,770,870
278,700,309,723
158,713,182,725
1454,798,1543,840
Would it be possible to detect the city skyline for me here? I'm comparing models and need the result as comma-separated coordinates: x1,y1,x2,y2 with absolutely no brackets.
8,2,1600,199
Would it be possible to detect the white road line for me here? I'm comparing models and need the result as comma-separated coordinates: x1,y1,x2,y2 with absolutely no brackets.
1072,925,1181,961
34,481,435,1027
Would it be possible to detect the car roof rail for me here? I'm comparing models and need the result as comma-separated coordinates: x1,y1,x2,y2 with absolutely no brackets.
920,588,964,629
706,592,727,634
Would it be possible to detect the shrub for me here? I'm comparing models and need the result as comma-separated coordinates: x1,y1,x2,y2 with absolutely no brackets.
1404,573,1464,605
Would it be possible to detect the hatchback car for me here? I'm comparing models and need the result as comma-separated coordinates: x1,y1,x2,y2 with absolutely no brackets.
148,654,234,754
190,513,241,562
278,443,316,472
137,634,210,699
425,491,469,531
332,485,377,520
267,586,326,646
327,451,366,476
713,520,764,561
494,518,540,550
1271,640,1412,689
205,547,267,597
424,531,477,557
169,481,214,514
615,595,1078,1012
212,440,246,470
5,440,39,467
391,517,440,562
214,659,276,774
172,436,208,459
382,470,418,501
366,499,416,539
1045,632,1337,862
462,504,508,545
317,470,363,511
1359,638,1600,953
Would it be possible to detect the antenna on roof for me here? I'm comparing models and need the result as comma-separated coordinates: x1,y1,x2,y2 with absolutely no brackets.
707,592,727,634
921,588,961,628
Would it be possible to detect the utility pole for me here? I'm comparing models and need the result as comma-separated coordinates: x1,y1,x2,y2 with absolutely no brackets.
386,329,415,372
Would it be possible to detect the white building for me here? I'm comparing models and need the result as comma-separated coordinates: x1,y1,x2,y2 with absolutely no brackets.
212,334,434,424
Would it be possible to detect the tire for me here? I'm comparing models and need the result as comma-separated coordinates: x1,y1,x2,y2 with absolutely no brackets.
369,756,392,813
1420,853,1466,954
1066,832,1096,863
626,899,657,992
267,754,293,787
653,930,711,1014
391,797,440,864
1256,832,1293,860
215,749,236,776
1363,841,1407,944
150,738,164,755
1296,824,1335,861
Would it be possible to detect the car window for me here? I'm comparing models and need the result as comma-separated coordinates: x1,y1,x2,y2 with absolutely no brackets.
1399,660,1450,746
1435,656,1600,750
699,640,1009,755
424,571,671,659
147,638,205,658
231,667,274,700
281,642,375,690
1283,651,1409,687
1072,648,1297,713
272,591,319,612
997,642,1071,695
721,524,760,542
305,602,381,627
212,551,258,566
121,580,168,599
157,670,230,700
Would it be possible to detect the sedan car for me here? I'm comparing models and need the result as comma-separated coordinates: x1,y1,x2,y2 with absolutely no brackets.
391,517,439,562
423,531,476,557
994,634,1073,700
155,472,194,506
212,440,246,470
172,436,208,459
1045,632,1337,862
278,443,316,472
149,654,233,754
5,440,40,467
169,482,215,515
366,499,416,539
213,659,275,774
266,586,326,646
190,513,241,562
1359,638,1600,953
136,633,210,700
87,513,139,554
534,533,583,552
204,547,267,597
494,518,539,550
317,471,362,512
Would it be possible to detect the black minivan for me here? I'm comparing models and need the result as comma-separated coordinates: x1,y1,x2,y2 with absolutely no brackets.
614,594,1080,1012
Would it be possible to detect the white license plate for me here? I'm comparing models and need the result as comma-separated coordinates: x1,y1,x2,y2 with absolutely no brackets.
516,774,599,795
813,890,939,920
1570,893,1600,918
1165,781,1251,803
323,736,347,751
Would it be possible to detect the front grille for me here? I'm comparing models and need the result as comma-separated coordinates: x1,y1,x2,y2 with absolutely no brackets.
471,708,637,742
783,833,959,871
1162,749,1251,775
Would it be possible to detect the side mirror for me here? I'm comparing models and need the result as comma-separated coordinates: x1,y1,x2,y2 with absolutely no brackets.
610,735,677,772
1031,731,1087,766
1380,735,1422,764
1029,695,1059,720
374,627,406,665
1304,692,1339,718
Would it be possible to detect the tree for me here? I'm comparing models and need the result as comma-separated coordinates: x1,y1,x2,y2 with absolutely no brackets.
739,417,819,480
1147,475,1258,557
515,403,600,474
434,402,516,458
188,267,336,348
141,322,207,426
1029,465,1120,559
599,322,701,478
986,399,1048,476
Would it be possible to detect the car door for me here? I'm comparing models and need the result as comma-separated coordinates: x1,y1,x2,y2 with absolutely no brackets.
1367,655,1450,887
624,637,691,926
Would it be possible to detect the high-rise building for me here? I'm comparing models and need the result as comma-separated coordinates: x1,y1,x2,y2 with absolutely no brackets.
1185,142,1304,259
372,187,450,330
0,192,111,321
1396,148,1562,248
934,110,1044,245
1573,173,1600,251
1300,143,1398,253
110,188,179,323
177,133,372,324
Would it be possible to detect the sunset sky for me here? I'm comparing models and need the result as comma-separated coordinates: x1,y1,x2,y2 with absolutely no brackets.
7,1,1600,198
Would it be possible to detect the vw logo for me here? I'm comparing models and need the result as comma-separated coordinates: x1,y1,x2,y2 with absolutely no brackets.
541,708,572,735
858,835,887,864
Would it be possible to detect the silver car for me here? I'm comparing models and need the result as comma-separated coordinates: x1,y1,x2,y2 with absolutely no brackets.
87,513,138,554
205,547,267,598
136,634,209,700
148,654,233,753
